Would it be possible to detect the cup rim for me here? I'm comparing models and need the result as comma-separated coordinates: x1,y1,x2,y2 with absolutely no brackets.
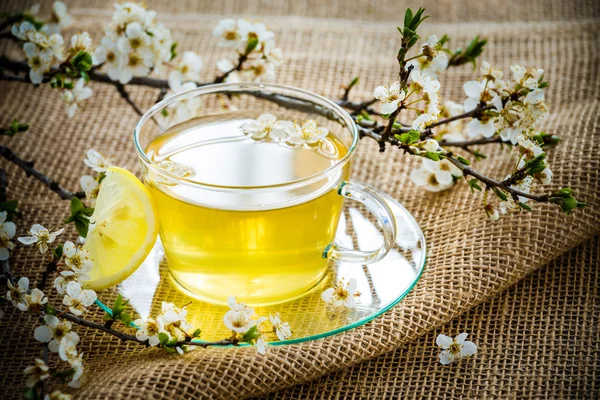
133,82,358,191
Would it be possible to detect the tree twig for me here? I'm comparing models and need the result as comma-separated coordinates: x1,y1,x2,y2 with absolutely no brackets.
0,146,85,200
115,83,144,117
60,311,237,348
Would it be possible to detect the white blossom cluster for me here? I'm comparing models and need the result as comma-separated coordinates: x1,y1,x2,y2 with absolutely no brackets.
373,35,444,129
11,2,95,118
213,19,283,83
223,296,292,354
9,230,96,388
436,333,477,364
462,62,552,216
240,113,329,145
80,149,114,206
0,211,16,261
134,301,199,354
321,277,362,309
93,2,175,84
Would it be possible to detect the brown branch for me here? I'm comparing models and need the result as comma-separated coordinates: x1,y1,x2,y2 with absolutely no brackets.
0,14,23,33
336,98,378,115
61,311,237,348
213,51,249,84
0,146,85,200
360,128,549,202
115,83,144,117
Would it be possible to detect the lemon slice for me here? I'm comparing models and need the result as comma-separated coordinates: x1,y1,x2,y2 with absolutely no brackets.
82,167,158,290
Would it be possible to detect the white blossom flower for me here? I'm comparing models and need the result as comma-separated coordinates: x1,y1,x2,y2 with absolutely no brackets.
480,61,503,81
34,314,73,352
410,70,441,116
45,1,73,33
374,81,406,114
466,118,495,138
44,390,73,400
436,332,477,364
223,296,259,334
63,241,91,271
133,317,165,346
410,159,462,192
321,277,361,308
23,288,48,313
286,119,329,145
70,32,93,53
62,281,97,316
58,331,80,362
0,211,16,261
269,313,292,341
18,224,64,254
12,21,36,41
166,80,202,123
499,175,534,213
84,149,112,172
485,205,500,222
255,335,268,355
23,42,53,84
407,34,448,78
240,113,291,141
463,80,485,112
517,136,544,158
168,51,203,88
80,175,100,206
213,19,243,47
24,359,50,388
242,58,276,82
7,276,29,310
239,20,275,46
536,167,553,185
411,113,435,131
263,40,284,66
423,139,440,152
159,301,188,325
61,78,93,118
117,50,153,84
92,37,120,79
524,89,544,105
510,64,527,82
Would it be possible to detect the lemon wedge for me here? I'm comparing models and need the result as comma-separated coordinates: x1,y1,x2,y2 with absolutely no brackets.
82,167,159,290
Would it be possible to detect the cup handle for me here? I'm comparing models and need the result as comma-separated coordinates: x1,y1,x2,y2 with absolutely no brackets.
323,181,397,263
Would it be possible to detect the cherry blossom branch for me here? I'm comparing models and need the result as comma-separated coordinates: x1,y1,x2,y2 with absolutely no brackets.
213,50,250,84
60,311,237,348
359,127,551,202
114,83,144,117
0,145,85,200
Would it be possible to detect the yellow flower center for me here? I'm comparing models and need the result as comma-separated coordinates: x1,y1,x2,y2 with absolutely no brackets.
427,174,439,186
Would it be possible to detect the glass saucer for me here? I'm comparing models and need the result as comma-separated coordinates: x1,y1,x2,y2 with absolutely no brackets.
95,185,426,346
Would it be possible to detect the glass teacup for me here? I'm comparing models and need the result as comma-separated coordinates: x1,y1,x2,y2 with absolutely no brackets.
134,83,396,305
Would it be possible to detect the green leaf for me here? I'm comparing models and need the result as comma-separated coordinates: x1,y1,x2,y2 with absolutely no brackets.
52,368,75,382
424,151,440,161
557,188,573,196
242,325,260,342
560,196,578,213
158,332,170,345
119,312,132,326
23,386,39,400
3,119,29,136
170,42,178,61
246,36,259,53
380,113,391,119
518,202,532,211
161,109,169,117
163,346,176,353
45,303,57,316
404,8,413,29
53,243,63,260
493,188,508,201
70,197,84,214
73,216,89,238
191,328,201,338
457,156,471,165
473,150,487,161
0,199,19,221
349,76,359,88
468,179,482,192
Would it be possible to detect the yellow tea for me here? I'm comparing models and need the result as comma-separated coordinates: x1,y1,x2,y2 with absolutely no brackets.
145,115,349,305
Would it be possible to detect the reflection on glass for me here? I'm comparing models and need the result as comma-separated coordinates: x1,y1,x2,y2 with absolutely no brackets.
107,186,426,345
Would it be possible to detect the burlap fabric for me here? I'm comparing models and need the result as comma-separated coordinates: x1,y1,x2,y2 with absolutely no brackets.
262,237,600,399
0,0,599,399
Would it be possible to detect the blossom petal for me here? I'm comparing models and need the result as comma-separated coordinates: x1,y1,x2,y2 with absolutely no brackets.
34,325,53,342
321,288,334,302
461,341,477,357
463,81,483,98
381,101,398,115
436,334,453,349
455,332,469,343
439,350,454,365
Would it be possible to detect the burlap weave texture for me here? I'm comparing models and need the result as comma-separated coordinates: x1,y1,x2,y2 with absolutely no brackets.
0,0,599,398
